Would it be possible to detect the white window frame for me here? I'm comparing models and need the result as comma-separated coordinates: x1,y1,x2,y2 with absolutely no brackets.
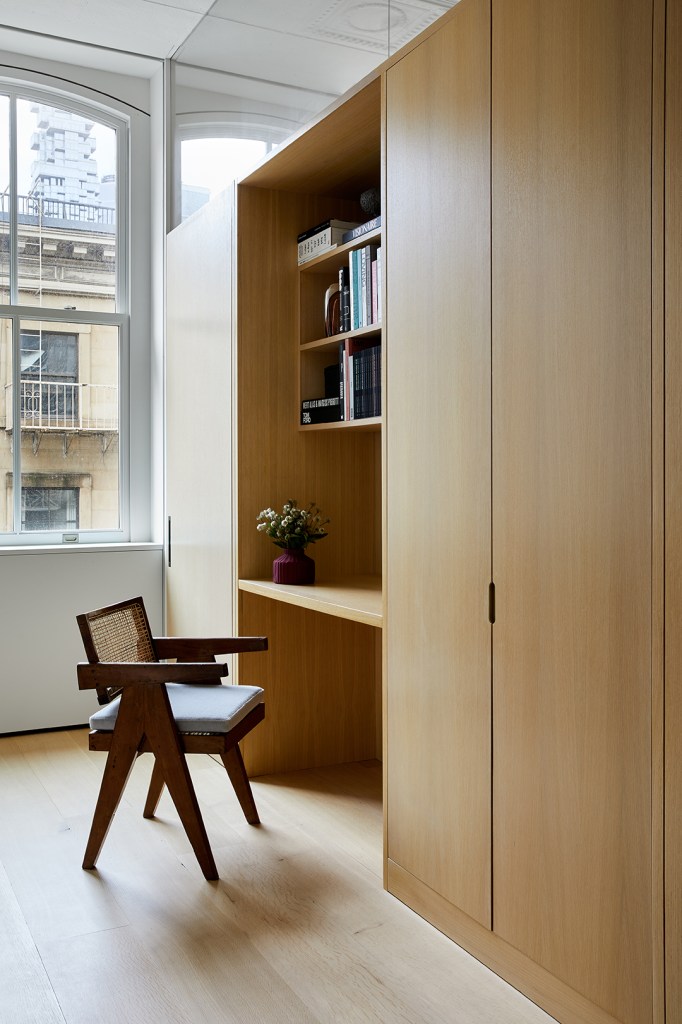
0,73,149,547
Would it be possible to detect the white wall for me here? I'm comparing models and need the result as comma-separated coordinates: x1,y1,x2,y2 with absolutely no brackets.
0,42,166,731
0,545,163,732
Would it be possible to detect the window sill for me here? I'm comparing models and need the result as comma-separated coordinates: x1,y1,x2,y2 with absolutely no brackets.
0,542,163,556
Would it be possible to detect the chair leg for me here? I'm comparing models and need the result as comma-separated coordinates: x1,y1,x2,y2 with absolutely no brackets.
221,745,260,825
83,704,142,870
143,758,165,818
144,687,218,881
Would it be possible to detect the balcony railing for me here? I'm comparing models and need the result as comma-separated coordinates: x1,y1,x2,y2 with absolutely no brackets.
0,193,116,231
4,382,118,431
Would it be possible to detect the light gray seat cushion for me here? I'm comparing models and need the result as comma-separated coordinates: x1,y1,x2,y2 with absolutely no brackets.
89,683,264,734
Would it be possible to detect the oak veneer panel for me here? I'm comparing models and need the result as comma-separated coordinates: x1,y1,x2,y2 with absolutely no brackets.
387,860,627,1024
238,592,378,776
236,185,381,586
241,78,380,199
235,94,383,774
666,0,682,1018
492,2,653,1021
385,0,492,928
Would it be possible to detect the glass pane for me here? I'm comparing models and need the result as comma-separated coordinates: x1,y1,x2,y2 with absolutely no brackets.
19,320,119,533
0,319,13,532
0,95,9,305
180,137,268,221
16,99,117,313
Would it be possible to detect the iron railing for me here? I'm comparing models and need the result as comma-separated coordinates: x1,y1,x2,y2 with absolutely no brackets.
0,193,116,230
5,381,118,431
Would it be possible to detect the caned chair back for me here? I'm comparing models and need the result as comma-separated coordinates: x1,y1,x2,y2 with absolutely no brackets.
77,597,157,705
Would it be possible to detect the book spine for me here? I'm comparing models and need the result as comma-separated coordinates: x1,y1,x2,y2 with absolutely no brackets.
338,341,345,420
341,215,382,244
356,348,365,418
297,218,360,243
376,247,383,323
358,247,364,327
371,255,378,325
301,401,342,425
297,219,331,243
349,251,358,331
301,397,341,409
299,226,352,263
339,266,350,333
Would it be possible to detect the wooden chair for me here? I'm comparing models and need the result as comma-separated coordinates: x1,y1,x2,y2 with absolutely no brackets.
76,596,267,880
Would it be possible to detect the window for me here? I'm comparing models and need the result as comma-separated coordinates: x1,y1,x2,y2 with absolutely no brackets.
179,137,274,222
22,486,78,531
21,330,79,424
0,84,128,543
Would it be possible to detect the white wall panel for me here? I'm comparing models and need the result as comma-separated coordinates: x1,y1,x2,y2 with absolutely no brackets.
0,546,163,733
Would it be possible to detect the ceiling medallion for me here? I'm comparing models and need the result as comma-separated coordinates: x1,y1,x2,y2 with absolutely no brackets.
310,0,457,54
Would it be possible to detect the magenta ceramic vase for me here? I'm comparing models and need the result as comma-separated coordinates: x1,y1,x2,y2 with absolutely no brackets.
272,547,315,585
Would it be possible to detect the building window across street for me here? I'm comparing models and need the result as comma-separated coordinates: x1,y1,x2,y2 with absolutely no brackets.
22,486,79,531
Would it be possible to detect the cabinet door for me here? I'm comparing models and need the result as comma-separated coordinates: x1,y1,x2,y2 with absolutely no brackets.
385,0,492,927
666,0,682,1017
492,2,653,1020
166,190,234,637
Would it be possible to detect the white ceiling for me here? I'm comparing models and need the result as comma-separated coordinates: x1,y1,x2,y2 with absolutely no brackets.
0,0,456,95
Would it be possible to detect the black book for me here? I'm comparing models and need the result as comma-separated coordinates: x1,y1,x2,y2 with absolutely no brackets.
297,218,360,244
301,397,341,425
324,362,340,399
339,266,351,333
301,396,341,410
338,341,345,420
341,216,382,244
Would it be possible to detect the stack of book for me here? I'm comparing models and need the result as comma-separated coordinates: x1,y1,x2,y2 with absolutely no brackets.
301,364,341,425
338,338,381,420
301,396,342,425
297,219,361,264
338,245,382,332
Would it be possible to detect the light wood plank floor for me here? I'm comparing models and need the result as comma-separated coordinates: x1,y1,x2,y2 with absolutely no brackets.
0,729,556,1024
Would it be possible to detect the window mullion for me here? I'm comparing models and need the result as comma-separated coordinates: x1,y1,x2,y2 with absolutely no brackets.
9,94,17,306
11,315,21,534
9,97,22,534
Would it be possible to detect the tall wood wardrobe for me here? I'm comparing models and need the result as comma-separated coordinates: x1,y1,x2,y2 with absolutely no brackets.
384,1,679,1023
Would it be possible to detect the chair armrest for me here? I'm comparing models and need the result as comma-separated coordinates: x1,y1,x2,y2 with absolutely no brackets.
154,637,268,661
77,661,227,691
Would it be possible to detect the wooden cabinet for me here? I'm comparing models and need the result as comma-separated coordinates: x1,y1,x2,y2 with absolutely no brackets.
385,0,492,931
233,80,384,776
666,1,682,1019
492,1,654,1020
224,0,678,1018
385,1,672,1023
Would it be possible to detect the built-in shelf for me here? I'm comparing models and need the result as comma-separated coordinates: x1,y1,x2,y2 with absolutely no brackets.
300,323,381,353
238,575,382,628
298,228,382,276
298,416,380,433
